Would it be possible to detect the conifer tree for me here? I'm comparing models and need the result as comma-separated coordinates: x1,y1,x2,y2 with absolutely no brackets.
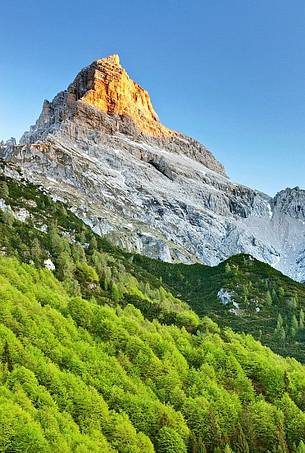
265,290,273,306
31,237,43,265
0,181,9,198
190,433,207,453
89,236,98,251
273,313,286,347
234,424,249,453
2,209,14,227
2,340,13,372
290,314,299,338
111,282,121,302
225,262,231,273
299,308,304,330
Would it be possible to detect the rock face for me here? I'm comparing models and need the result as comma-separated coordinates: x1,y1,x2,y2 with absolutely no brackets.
20,55,225,176
1,55,305,281
72,54,171,138
26,54,171,139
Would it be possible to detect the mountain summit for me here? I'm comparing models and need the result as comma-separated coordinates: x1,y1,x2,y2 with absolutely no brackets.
1,55,305,281
20,54,225,175
69,54,172,137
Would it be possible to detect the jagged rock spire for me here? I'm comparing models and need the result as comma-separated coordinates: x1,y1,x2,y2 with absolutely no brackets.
69,54,173,137
20,54,226,176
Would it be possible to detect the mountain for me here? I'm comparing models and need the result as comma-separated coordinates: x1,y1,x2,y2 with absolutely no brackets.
2,165,305,451
1,55,305,282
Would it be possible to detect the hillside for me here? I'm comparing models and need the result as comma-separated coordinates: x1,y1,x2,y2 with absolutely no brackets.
1,163,305,451
133,254,305,363
3,255,305,452
2,160,305,364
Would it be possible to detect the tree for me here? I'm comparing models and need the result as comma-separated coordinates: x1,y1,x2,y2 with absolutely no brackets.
0,401,49,452
31,238,43,265
245,400,286,452
65,278,81,296
156,427,187,453
273,326,286,347
199,316,220,334
272,289,279,303
265,290,273,307
91,251,106,274
49,224,64,255
2,209,14,227
273,314,286,347
224,263,231,273
0,181,9,198
2,340,13,372
111,282,121,302
89,236,98,252
102,267,112,291
290,315,299,338
299,309,304,330
57,251,75,281
278,393,305,447
234,424,249,453
190,433,206,453
277,313,284,329
72,244,86,263
77,227,87,245
288,297,298,310
57,204,67,218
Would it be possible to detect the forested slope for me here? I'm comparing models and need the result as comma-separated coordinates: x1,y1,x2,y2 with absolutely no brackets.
2,256,305,452
133,255,305,362
1,165,305,451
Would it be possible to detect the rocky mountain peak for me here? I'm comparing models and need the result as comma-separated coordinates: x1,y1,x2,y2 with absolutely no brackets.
96,54,121,66
20,55,226,176
64,53,174,138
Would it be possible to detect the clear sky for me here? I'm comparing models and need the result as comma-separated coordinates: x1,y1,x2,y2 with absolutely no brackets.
0,0,304,195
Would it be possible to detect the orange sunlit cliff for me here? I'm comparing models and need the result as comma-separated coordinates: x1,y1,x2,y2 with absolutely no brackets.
74,54,174,138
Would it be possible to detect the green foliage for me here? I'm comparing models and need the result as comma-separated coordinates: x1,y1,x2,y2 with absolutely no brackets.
156,427,186,453
290,314,299,338
0,180,9,198
1,340,13,372
274,313,286,347
296,441,305,453
2,169,305,450
300,309,305,330
133,254,305,362
0,257,304,450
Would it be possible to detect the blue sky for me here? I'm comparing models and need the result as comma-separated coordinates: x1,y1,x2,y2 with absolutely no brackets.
0,0,304,195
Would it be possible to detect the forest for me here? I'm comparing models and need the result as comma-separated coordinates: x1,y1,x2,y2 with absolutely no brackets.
1,170,305,451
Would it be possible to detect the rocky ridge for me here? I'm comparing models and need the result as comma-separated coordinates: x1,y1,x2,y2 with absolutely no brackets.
1,55,305,281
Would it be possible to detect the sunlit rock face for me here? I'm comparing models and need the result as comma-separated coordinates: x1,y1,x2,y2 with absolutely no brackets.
1,55,305,281
20,55,225,176
37,54,172,138
77,54,172,138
